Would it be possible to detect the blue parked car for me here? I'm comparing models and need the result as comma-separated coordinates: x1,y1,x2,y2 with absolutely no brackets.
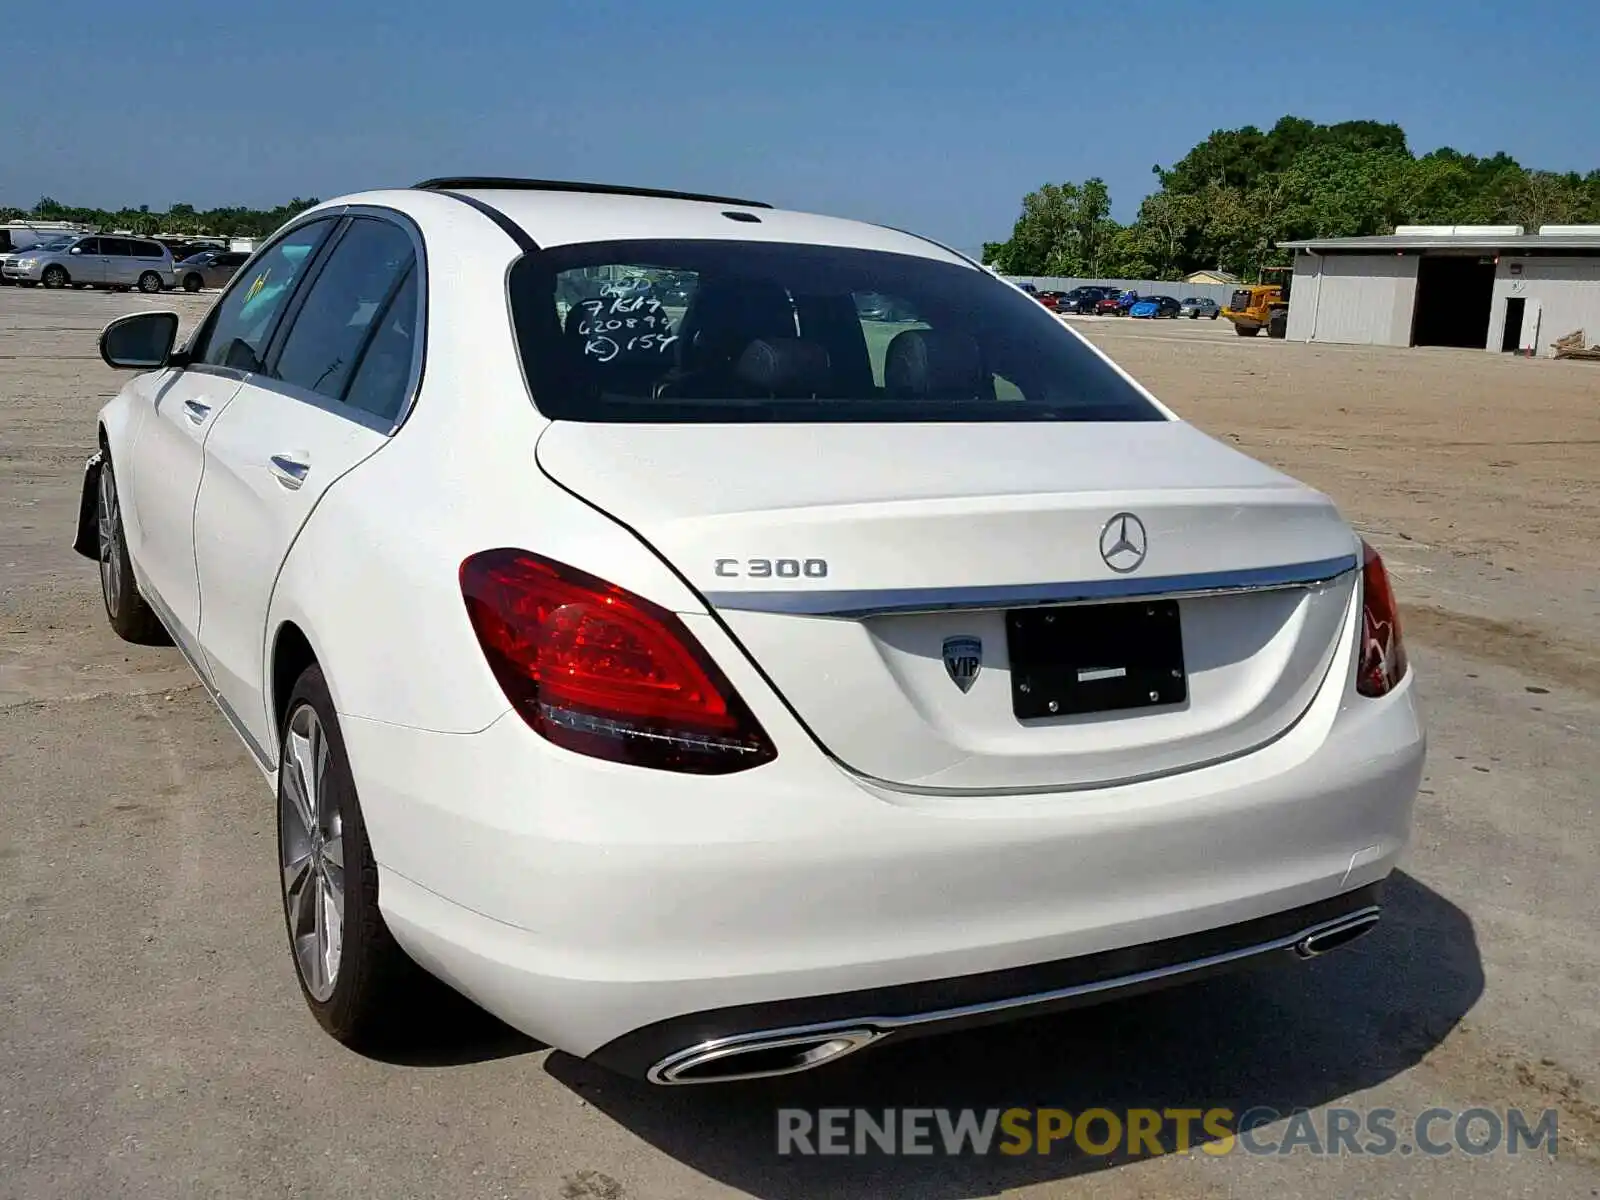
1128,295,1181,319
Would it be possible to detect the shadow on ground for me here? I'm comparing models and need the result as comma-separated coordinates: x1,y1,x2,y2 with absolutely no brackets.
359,978,546,1068
543,872,1481,1198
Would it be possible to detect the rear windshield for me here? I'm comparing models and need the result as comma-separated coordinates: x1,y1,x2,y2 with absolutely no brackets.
508,240,1163,424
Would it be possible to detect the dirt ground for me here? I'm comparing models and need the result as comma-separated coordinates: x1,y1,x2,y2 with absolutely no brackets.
1,289,1597,1199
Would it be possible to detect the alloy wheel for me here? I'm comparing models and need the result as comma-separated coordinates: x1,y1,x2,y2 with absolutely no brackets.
97,462,122,614
279,704,345,1002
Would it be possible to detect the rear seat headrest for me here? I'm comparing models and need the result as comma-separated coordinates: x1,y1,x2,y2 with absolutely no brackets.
884,329,985,399
735,337,832,398
680,278,797,367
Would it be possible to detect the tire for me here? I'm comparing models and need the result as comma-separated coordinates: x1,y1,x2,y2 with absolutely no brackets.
182,273,201,293
278,664,421,1047
138,271,162,294
41,265,69,289
97,455,168,644
1234,323,1259,337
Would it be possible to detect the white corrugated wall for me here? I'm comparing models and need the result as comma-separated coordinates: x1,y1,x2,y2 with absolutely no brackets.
1285,253,1418,346
1285,255,1320,340
1485,258,1600,355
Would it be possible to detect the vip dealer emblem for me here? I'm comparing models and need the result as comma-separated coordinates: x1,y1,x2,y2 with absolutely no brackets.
943,636,983,693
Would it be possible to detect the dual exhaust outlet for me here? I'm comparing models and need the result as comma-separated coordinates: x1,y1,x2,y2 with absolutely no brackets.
648,908,1382,1085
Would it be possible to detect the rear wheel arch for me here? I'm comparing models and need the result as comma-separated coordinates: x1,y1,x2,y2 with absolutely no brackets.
271,622,320,753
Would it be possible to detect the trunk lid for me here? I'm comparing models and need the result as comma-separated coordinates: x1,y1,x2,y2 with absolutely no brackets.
535,420,1359,792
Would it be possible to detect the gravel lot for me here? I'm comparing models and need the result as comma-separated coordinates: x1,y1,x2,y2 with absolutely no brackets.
2,287,1596,1198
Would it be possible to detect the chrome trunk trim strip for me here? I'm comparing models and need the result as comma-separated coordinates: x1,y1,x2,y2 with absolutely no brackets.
703,553,1359,618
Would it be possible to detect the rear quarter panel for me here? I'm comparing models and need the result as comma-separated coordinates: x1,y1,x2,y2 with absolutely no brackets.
267,407,705,740
263,191,711,746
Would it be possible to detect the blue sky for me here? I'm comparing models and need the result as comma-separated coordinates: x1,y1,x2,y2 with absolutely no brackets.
2,0,1596,251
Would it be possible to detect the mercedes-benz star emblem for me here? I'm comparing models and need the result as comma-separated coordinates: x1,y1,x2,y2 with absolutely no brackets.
1099,512,1148,574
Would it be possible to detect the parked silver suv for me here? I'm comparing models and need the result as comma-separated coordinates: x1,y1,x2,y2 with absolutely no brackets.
2,235,175,292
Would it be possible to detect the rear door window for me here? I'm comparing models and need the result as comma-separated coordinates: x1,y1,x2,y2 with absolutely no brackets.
341,265,419,424
268,217,416,407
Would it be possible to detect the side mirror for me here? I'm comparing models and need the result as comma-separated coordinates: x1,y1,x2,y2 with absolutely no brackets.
70,246,83,255
100,312,180,370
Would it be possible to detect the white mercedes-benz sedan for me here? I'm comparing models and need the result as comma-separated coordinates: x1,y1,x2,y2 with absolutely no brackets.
76,178,1424,1084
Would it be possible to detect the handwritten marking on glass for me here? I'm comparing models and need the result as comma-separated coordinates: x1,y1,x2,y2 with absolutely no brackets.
577,291,680,362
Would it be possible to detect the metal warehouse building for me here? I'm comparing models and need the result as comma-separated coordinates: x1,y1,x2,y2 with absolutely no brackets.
1279,225,1600,355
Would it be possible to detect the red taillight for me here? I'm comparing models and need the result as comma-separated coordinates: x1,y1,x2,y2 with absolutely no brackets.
1356,540,1408,697
460,549,776,773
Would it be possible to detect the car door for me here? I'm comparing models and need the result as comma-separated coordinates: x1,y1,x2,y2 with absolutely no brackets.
193,214,422,753
121,217,340,659
131,239,169,286
192,254,220,289
68,236,107,284
211,252,247,288
97,237,133,286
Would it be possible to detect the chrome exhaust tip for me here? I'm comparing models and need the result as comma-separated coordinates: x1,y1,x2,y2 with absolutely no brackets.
649,1029,880,1085
1293,908,1381,960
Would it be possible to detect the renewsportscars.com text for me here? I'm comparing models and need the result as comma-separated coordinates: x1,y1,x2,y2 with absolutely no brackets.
776,1106,1560,1158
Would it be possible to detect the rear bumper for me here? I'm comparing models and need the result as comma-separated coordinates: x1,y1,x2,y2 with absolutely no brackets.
594,883,1384,1082
344,627,1424,1066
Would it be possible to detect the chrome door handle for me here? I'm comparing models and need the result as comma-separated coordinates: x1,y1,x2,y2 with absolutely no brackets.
182,399,212,424
268,455,310,489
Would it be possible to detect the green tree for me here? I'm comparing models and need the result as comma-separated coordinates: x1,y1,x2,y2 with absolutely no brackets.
1124,189,1204,278
1276,145,1412,240
985,178,1119,276
986,115,1594,284
1497,170,1586,228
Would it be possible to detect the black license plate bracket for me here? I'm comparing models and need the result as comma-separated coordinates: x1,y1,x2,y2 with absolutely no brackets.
1007,600,1186,719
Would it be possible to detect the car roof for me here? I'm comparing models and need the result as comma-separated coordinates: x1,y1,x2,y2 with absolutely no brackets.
327,184,976,266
